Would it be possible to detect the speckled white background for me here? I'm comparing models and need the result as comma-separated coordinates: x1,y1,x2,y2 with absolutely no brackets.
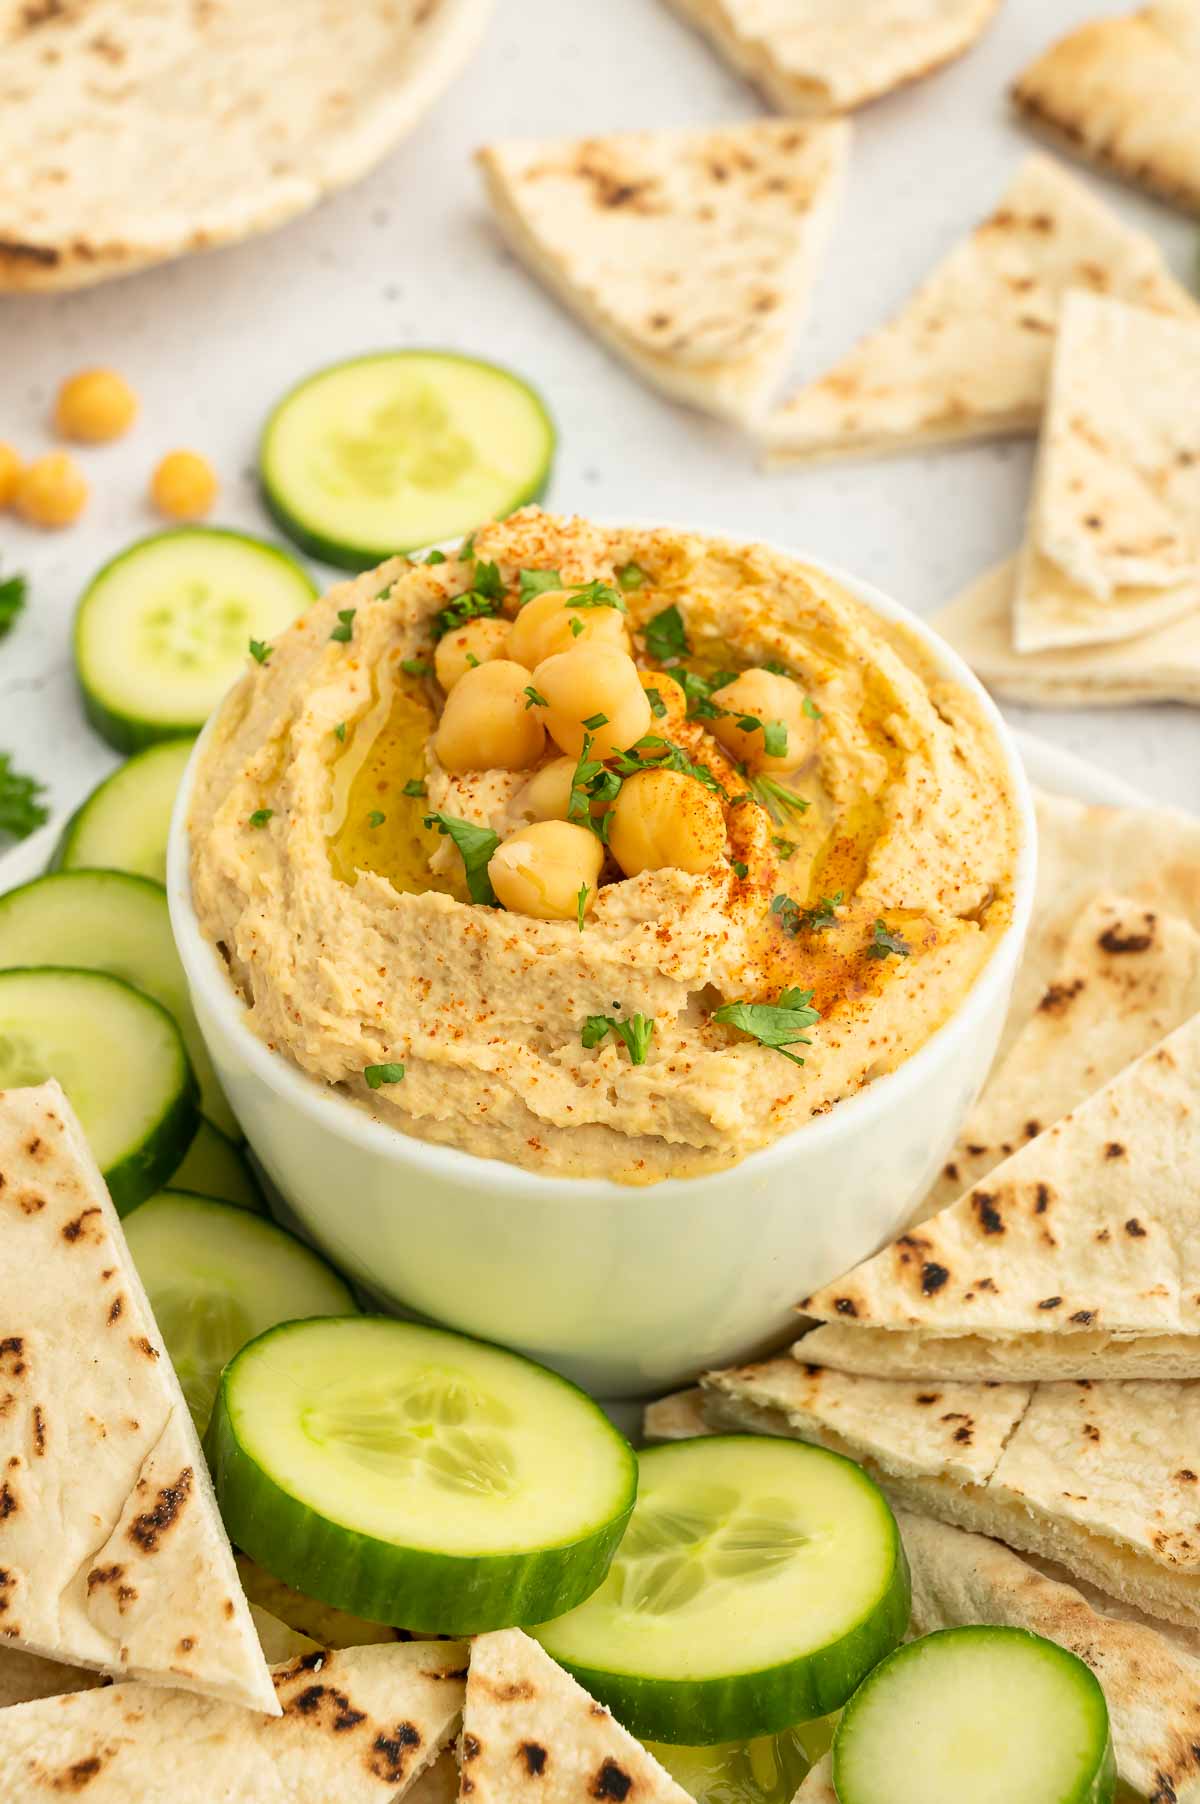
0,0,1195,830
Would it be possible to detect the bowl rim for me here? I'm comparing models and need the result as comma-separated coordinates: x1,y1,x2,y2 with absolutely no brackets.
167,523,1038,1203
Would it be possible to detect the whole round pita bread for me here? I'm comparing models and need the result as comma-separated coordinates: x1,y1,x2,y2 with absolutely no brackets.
0,0,492,291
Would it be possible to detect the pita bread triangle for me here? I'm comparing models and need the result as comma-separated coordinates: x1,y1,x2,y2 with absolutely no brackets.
798,1011,1200,1378
931,555,1200,705
461,1628,695,1804
476,119,850,427
0,1081,275,1713
1014,291,1200,652
763,154,1200,465
701,1356,1200,1632
659,0,1000,117
0,1637,467,1803
1013,1,1200,219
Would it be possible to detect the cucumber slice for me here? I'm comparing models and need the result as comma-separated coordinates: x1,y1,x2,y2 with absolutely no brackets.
259,351,555,569
206,1317,635,1634
832,1627,1115,1804
650,1720,836,1804
51,738,195,882
74,527,317,753
123,1192,356,1432
0,869,237,1140
169,1118,265,1213
535,1437,909,1746
0,967,198,1215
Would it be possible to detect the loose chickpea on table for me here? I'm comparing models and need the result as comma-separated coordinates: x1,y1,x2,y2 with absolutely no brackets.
54,369,138,443
150,450,218,520
0,443,22,508
13,451,88,528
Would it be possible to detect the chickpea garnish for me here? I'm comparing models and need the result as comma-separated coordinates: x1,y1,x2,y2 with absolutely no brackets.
489,820,604,921
508,588,631,667
0,443,23,508
150,449,218,520
434,615,511,692
709,668,817,773
14,452,88,528
532,645,652,761
54,368,138,443
435,659,546,771
608,767,727,879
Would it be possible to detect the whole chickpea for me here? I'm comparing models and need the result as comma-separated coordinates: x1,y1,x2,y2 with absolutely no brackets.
54,368,138,443
435,659,546,772
608,768,728,878
150,450,218,520
14,452,88,528
489,820,604,921
638,669,688,735
515,757,576,823
0,443,23,508
434,616,511,692
508,589,631,668
532,645,652,761
708,668,817,773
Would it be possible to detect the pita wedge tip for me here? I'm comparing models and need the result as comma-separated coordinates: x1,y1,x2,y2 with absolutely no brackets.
0,1081,275,1713
477,119,850,428
1013,0,1200,218
659,0,1000,117
0,1638,467,1803
763,154,1199,466
702,1355,1200,1634
462,1628,694,1804
932,556,1200,706
1014,291,1200,654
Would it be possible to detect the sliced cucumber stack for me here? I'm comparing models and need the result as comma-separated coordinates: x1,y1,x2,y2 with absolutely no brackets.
0,869,237,1139
536,1436,909,1746
170,1118,265,1212
206,1317,635,1634
0,967,198,1214
833,1627,1115,1804
123,1192,355,1432
259,350,555,569
51,737,195,882
74,527,317,753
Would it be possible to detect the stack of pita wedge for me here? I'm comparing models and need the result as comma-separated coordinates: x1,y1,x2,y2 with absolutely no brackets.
0,1081,470,1801
933,289,1200,705
646,789,1200,1801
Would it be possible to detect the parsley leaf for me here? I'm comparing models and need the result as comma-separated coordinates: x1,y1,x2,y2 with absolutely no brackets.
762,720,788,758
804,892,843,931
642,603,689,664
616,562,648,592
570,618,585,638
568,733,613,840
472,559,505,601
712,987,820,1066
364,1062,405,1088
334,722,347,743
249,808,273,828
459,533,476,559
402,778,427,798
747,773,810,825
582,711,609,731
731,860,749,879
576,883,589,931
770,894,802,936
0,572,27,639
677,667,737,720
567,580,626,613
330,609,357,644
367,811,386,828
433,588,503,640
771,891,843,936
423,811,500,905
772,835,797,859
582,1011,655,1065
401,657,430,677
0,755,48,843
763,658,790,677
465,652,480,668
249,638,272,665
519,567,562,605
803,696,823,720
616,737,725,796
867,919,911,960
425,549,447,565
524,685,549,710
644,686,668,720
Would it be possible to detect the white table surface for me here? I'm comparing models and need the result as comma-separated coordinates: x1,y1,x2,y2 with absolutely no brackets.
0,0,1195,826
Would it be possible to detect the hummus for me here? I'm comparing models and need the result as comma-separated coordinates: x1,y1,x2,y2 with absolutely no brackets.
190,511,1022,1183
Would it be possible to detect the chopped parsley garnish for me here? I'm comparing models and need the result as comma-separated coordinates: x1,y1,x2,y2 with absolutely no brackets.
642,603,689,664
330,608,357,644
867,919,912,960
568,734,616,840
519,567,562,605
712,987,820,1066
375,579,396,602
747,772,810,825
459,532,477,559
576,883,589,931
770,894,802,936
402,779,426,798
772,891,843,936
425,548,447,565
0,755,48,844
570,618,585,638
677,667,737,720
803,696,823,720
364,1062,405,1088
472,558,505,601
433,587,503,640
465,652,480,668
249,808,273,828
617,737,725,795
763,658,790,677
616,562,648,592
334,722,347,742
249,638,272,665
732,714,787,758
644,686,667,720
367,811,386,828
582,1010,655,1065
582,711,609,731
772,836,797,859
567,580,626,612
400,657,430,677
804,892,843,930
524,685,549,710
0,572,26,639
731,860,749,879
423,811,500,905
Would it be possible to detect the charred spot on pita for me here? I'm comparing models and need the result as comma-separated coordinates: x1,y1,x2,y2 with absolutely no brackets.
520,1742,548,1775
127,1467,192,1551
833,1297,857,1316
61,1207,101,1242
462,1734,481,1762
369,1724,422,1783
48,1753,106,1790
915,1392,941,1405
0,1481,18,1519
1125,1219,1147,1238
593,1760,633,1800
1098,925,1154,954
1038,1297,1063,1310
1070,1310,1095,1326
920,1262,950,1296
971,1191,1004,1235
1104,1142,1126,1160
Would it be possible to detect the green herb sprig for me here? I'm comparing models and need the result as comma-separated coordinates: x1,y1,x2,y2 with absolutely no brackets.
0,572,26,639
423,811,500,905
0,755,48,844
867,920,911,960
712,988,820,1066
582,1010,655,1065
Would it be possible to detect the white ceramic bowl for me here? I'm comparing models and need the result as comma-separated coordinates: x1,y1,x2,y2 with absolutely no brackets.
167,542,1036,1398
